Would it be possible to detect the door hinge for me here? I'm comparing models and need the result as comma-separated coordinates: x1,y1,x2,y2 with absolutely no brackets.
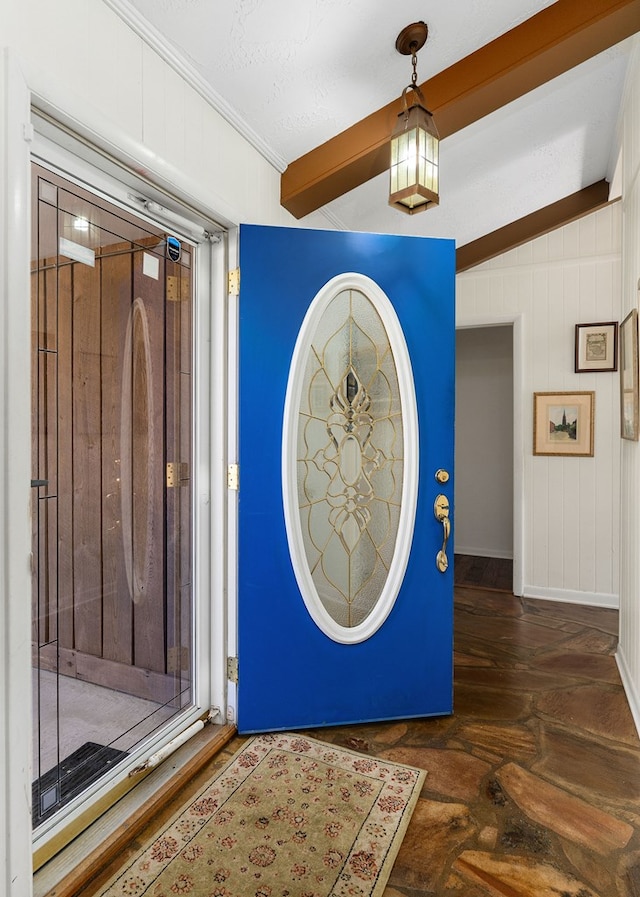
228,267,240,296
165,275,190,302
167,461,189,488
227,656,239,684
166,275,179,301
227,463,239,491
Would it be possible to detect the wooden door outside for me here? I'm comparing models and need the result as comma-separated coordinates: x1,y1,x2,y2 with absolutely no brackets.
31,164,192,705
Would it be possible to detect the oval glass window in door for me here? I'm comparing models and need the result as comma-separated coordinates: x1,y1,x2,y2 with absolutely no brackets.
282,273,419,644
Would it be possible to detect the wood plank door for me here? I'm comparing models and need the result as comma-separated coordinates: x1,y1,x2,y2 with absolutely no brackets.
31,163,194,825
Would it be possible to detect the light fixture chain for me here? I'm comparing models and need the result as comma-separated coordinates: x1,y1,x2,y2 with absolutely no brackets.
411,47,418,86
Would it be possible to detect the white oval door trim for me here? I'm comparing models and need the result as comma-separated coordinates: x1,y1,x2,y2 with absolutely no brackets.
282,272,419,644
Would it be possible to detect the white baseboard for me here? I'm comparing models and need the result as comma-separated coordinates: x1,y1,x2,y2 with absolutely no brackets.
454,546,513,560
523,585,619,609
616,646,640,740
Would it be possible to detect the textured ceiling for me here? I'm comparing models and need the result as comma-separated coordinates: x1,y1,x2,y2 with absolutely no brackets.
126,0,633,249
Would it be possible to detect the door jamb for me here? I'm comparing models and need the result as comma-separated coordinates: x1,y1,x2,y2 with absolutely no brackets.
0,47,33,897
27,114,230,860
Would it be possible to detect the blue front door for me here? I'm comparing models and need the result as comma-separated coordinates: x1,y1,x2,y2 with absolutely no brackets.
237,224,455,733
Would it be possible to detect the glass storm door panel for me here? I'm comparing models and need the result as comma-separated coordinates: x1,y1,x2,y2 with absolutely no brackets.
31,164,193,828
237,224,455,733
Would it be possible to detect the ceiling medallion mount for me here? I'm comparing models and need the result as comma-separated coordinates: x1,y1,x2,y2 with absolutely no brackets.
395,21,428,56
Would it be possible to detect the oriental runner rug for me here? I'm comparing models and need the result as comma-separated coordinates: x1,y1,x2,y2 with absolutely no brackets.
97,732,426,897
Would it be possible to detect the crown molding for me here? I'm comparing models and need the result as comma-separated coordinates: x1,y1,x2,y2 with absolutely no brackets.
102,0,288,174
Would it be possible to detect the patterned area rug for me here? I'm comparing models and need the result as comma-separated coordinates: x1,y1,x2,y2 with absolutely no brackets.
98,732,426,897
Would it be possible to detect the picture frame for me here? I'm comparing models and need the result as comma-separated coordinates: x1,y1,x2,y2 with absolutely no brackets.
575,321,618,372
533,391,595,457
620,308,639,441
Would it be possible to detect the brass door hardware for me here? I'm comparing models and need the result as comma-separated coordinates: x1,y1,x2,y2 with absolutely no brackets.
166,462,189,488
227,463,240,491
434,493,450,573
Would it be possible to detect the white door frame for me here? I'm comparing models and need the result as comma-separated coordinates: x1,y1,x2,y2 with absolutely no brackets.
456,313,525,597
0,47,34,897
1,46,233,886
28,133,229,854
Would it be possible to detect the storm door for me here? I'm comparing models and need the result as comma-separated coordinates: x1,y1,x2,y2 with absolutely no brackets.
31,164,193,828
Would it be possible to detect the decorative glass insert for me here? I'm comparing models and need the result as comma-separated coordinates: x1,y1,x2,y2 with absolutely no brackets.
283,274,418,644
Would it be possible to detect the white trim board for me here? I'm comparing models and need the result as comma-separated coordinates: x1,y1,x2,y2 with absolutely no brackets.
523,585,619,609
0,47,34,897
616,646,640,740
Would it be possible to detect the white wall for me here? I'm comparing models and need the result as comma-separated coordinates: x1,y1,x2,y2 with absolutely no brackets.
2,2,298,893
6,2,296,231
457,202,622,609
617,37,640,735
455,326,514,559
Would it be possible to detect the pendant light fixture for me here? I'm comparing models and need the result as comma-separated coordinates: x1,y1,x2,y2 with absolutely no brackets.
389,22,440,214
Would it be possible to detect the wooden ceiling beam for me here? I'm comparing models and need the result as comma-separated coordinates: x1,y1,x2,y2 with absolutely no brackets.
281,0,640,218
456,179,613,271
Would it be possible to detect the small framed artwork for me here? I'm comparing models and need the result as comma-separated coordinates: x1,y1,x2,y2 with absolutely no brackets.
620,308,639,441
533,391,595,457
575,321,618,372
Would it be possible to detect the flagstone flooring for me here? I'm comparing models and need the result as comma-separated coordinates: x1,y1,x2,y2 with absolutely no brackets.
76,583,639,897
301,586,639,897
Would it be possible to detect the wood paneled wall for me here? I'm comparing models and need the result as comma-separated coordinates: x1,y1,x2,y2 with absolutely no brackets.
457,201,622,608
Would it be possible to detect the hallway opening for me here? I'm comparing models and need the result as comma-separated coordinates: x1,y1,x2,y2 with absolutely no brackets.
454,324,515,591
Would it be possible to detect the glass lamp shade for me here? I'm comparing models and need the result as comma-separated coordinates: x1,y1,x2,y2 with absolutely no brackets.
389,102,439,214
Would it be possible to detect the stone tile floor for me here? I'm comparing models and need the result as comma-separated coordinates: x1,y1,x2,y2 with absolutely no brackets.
302,587,640,897
83,584,640,897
